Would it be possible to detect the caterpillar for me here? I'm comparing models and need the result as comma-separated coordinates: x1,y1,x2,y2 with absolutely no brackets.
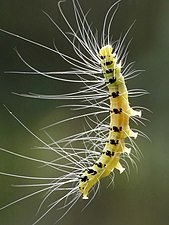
0,0,148,223
79,45,141,199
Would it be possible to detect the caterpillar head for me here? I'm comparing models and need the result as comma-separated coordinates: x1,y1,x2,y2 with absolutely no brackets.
99,44,121,81
99,44,115,58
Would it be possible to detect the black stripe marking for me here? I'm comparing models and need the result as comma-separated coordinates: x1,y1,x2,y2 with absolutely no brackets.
112,108,122,114
87,168,97,175
105,77,116,84
95,162,103,168
111,91,119,98
80,176,89,182
104,61,113,66
113,126,122,132
110,139,119,146
109,77,116,84
106,150,112,157
106,69,113,74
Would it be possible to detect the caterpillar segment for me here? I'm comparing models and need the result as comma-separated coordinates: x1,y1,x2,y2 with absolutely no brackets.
79,45,141,199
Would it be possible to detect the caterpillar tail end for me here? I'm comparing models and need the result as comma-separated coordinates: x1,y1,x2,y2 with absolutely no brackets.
79,179,91,200
82,195,89,200
80,186,89,200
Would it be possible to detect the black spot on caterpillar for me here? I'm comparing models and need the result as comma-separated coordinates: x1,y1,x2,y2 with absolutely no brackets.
110,91,119,98
106,68,114,74
110,139,119,145
104,61,113,66
80,176,89,182
109,77,116,83
102,150,115,156
100,55,106,59
105,77,116,84
113,126,122,132
95,162,103,168
87,168,97,175
106,150,112,157
111,108,123,114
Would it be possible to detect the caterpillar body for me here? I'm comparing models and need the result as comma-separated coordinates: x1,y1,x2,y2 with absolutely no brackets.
0,0,148,223
79,45,141,199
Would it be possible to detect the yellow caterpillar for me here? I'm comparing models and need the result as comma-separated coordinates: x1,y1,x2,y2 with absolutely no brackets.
79,45,141,199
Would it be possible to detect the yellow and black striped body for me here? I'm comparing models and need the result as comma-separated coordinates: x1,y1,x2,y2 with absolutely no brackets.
79,45,140,199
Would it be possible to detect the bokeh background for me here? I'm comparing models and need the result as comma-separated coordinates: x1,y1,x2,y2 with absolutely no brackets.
0,0,169,225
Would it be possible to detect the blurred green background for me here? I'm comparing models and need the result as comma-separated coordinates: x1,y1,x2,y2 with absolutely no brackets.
0,0,169,225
